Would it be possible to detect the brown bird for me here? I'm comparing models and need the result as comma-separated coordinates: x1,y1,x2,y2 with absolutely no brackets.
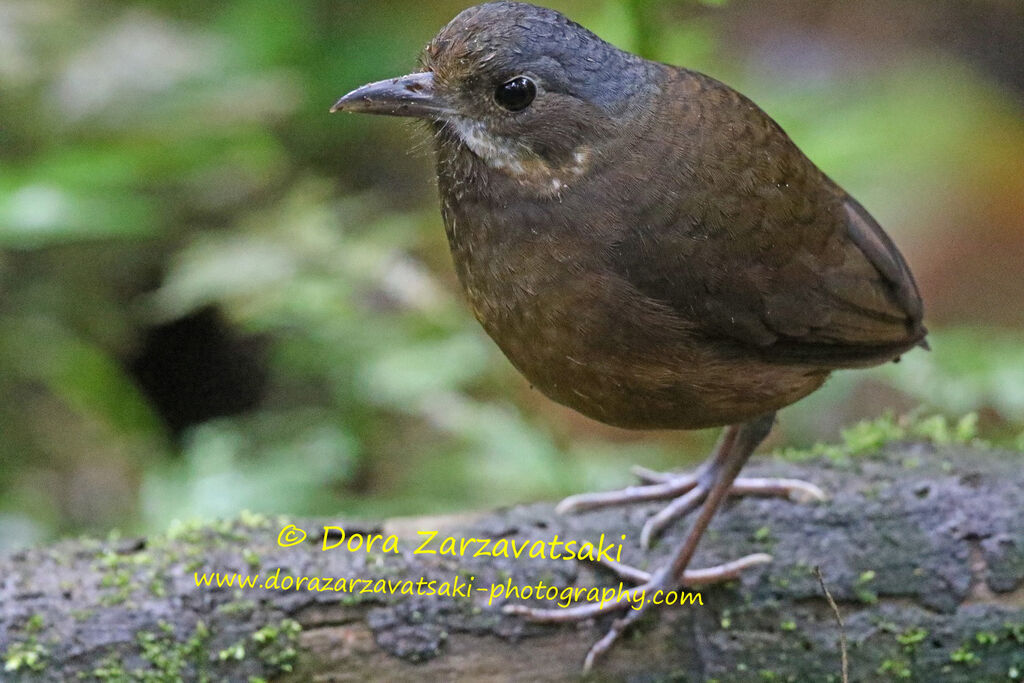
331,1,927,670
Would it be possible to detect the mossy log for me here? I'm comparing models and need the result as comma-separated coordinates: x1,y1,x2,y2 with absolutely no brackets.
2,443,1022,682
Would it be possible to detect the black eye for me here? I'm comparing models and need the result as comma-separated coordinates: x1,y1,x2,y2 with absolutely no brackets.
494,76,536,112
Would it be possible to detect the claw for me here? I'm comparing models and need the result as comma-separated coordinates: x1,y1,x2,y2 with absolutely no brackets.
557,470,826,547
595,555,651,584
504,554,775,624
731,477,827,503
520,417,787,671
640,486,705,548
630,465,674,484
583,609,645,672
681,553,773,585
508,553,775,671
594,552,773,586
555,475,698,515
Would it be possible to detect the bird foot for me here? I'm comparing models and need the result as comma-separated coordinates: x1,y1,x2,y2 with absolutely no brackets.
504,552,772,672
556,467,825,548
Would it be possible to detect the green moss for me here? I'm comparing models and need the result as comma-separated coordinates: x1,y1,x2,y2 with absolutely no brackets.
975,631,999,646
82,654,128,681
97,549,149,569
878,657,912,679
164,518,215,544
148,577,167,597
3,637,48,673
950,644,978,665
841,415,906,453
217,642,246,662
134,619,211,682
209,619,304,675
251,618,302,674
24,614,45,634
855,569,878,604
896,626,928,651
94,548,161,606
216,599,257,616
98,580,133,606
242,549,261,570
238,509,271,529
100,569,131,589
777,412,982,462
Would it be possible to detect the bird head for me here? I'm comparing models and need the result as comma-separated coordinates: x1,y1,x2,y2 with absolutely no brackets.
331,2,655,183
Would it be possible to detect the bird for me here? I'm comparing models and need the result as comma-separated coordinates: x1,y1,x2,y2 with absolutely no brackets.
330,1,927,670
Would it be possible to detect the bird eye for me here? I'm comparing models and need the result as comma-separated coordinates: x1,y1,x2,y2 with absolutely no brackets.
494,76,536,112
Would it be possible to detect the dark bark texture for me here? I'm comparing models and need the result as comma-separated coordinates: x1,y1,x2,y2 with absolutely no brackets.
1,443,1022,682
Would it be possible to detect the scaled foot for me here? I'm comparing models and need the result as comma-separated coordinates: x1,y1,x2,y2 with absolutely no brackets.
505,553,772,671
556,465,826,548
508,416,812,671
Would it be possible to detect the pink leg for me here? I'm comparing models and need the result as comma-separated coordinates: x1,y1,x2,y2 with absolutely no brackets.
509,414,786,672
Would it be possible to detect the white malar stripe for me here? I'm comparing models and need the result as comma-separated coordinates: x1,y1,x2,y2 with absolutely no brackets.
451,117,527,174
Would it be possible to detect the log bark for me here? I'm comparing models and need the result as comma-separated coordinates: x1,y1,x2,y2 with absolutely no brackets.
1,443,1022,682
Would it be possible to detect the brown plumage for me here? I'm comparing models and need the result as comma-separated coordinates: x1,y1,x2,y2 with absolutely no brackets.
426,15,925,430
331,1,926,670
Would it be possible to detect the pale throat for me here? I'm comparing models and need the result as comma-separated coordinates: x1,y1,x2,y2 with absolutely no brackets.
450,117,593,195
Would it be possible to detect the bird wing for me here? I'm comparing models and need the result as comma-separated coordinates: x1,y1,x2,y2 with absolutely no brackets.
605,72,926,367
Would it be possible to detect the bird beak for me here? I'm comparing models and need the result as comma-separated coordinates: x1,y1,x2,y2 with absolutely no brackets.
330,71,451,119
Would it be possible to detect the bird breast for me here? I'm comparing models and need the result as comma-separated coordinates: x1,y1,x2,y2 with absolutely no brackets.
432,119,829,430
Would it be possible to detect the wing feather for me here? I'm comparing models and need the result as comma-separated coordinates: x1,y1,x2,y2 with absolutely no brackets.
607,71,927,368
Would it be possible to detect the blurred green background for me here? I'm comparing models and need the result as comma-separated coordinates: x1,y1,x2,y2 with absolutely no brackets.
2,0,1023,551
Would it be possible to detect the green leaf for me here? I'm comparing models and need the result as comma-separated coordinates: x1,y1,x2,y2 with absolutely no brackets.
0,317,164,442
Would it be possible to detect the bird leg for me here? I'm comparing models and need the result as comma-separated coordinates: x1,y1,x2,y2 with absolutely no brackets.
556,420,825,548
508,414,797,672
